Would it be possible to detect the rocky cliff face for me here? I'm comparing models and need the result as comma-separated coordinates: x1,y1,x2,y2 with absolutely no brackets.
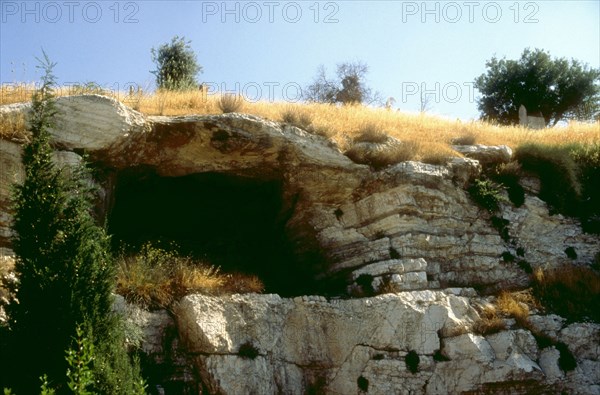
1,95,598,394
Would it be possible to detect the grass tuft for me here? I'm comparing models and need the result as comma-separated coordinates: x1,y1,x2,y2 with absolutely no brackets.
450,133,477,146
352,122,389,144
0,112,29,142
116,243,263,309
345,140,420,170
496,291,531,327
218,94,243,113
281,107,313,130
473,305,507,335
532,265,600,323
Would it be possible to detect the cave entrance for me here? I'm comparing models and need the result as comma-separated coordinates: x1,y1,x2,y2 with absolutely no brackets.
107,167,311,296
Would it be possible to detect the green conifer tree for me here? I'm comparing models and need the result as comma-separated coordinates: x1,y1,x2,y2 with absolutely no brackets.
2,52,145,394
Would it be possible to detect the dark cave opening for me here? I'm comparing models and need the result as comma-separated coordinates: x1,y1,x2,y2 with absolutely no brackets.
107,167,313,296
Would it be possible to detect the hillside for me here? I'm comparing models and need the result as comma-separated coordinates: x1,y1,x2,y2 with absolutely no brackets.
1,94,599,394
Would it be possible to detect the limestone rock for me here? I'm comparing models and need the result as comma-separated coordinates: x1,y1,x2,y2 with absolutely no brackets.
538,347,563,382
2,96,600,394
113,295,198,393
2,96,598,287
442,333,495,363
0,95,147,150
175,291,480,394
349,258,430,293
174,292,590,394
560,323,600,360
527,314,565,339
505,195,600,269
452,144,513,165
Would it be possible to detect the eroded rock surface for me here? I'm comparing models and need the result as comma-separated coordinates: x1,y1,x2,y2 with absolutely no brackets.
174,292,600,394
1,95,599,394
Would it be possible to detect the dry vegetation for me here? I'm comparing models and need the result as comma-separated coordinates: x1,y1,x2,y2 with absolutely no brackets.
472,304,507,335
2,85,598,163
473,289,541,335
532,265,600,322
0,112,29,143
115,244,264,309
495,290,536,326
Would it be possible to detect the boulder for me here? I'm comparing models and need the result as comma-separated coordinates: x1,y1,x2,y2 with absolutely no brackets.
452,144,513,165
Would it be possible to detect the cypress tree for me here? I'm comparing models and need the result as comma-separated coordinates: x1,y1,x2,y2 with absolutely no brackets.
2,53,145,394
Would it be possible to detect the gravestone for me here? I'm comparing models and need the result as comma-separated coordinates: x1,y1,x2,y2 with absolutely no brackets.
519,105,545,129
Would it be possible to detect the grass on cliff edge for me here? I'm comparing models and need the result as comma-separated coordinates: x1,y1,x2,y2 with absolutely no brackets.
1,85,599,164
116,243,264,310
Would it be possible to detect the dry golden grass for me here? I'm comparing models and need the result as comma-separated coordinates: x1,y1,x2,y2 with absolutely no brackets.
116,244,264,309
217,93,244,113
496,290,533,326
0,112,29,142
532,265,600,322
2,85,599,161
473,305,507,335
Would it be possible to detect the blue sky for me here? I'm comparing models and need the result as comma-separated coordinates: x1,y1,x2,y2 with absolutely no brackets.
1,0,599,120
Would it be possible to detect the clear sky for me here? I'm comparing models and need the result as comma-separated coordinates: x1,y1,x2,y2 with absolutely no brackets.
1,0,599,120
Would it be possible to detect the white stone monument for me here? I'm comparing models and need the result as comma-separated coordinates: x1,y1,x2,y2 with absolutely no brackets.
519,105,545,129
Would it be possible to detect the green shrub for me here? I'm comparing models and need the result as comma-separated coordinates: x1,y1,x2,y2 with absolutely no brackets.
492,161,525,207
491,216,511,242
405,350,420,374
514,143,580,215
556,342,577,372
433,349,450,362
517,260,533,274
1,54,145,395
468,178,505,213
510,143,599,231
570,142,600,233
238,341,259,359
501,251,515,263
357,376,369,392
65,325,96,395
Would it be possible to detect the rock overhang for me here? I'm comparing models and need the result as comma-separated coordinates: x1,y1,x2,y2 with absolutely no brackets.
2,95,599,289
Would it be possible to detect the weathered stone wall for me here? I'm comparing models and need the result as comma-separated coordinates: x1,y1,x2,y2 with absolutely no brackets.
1,95,599,394
173,292,599,394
